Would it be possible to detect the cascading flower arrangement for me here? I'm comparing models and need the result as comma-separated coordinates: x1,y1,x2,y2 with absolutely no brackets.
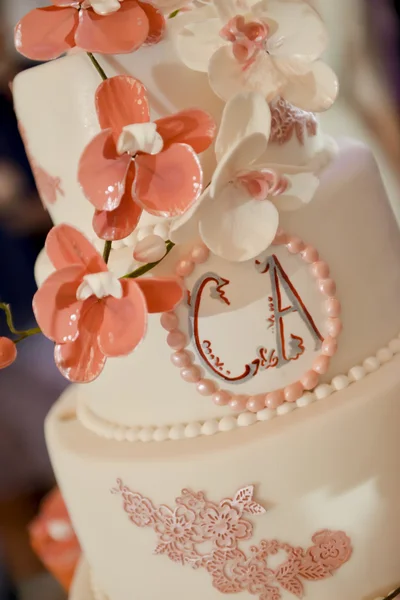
2,0,332,382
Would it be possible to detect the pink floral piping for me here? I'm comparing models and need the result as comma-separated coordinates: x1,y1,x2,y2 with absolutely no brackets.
113,480,352,599
270,98,318,146
162,230,342,413
18,123,64,206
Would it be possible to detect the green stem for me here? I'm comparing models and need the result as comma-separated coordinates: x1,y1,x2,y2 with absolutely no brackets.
0,303,41,340
103,240,112,265
169,9,180,18
124,241,175,279
86,52,108,81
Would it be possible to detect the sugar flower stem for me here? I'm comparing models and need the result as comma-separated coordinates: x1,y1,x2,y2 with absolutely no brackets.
383,587,400,600
0,303,41,339
86,52,108,81
124,240,175,279
103,240,112,264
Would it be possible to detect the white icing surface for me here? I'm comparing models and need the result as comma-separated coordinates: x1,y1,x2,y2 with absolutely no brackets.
74,330,400,441
47,354,400,600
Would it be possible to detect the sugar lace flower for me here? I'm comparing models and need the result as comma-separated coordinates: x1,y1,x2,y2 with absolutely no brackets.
170,92,319,262
14,0,166,61
33,224,183,383
78,75,216,241
176,0,338,111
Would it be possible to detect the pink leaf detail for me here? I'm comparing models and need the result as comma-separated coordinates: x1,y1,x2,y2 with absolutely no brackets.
297,559,331,581
233,486,254,507
244,501,266,516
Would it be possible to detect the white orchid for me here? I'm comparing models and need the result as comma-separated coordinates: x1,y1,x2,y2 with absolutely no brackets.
176,0,338,112
170,92,319,262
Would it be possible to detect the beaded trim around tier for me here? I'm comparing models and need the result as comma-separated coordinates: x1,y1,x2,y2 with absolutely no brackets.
76,333,400,443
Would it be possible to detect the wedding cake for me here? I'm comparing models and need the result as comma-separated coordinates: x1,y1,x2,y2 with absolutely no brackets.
4,1,400,599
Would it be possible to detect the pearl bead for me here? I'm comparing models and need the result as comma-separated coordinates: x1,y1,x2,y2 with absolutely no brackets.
318,278,336,297
265,390,284,409
301,246,319,263
181,366,201,383
133,235,166,263
321,337,338,357
196,379,216,396
229,395,248,411
284,382,304,403
312,355,330,375
327,318,342,338
301,370,319,390
191,244,209,264
286,236,305,254
272,228,288,245
212,390,231,406
325,298,341,318
311,261,330,279
176,259,194,277
161,312,178,331
167,330,187,351
171,350,192,369
246,395,265,413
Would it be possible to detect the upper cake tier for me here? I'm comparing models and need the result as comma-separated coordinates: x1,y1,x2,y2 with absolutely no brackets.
13,13,331,242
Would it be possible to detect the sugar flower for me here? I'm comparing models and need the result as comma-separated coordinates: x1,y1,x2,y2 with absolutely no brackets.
15,0,166,61
170,92,319,262
0,338,17,369
78,75,216,241
33,224,183,383
176,0,338,111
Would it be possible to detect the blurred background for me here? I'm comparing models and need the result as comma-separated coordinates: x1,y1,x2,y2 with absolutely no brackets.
0,0,399,599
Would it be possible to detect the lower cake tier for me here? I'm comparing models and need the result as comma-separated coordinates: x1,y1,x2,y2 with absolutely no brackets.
46,353,400,600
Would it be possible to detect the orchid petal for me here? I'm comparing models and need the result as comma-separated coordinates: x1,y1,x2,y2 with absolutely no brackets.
92,166,142,241
78,129,131,211
135,277,183,313
211,132,270,199
209,45,285,103
259,0,328,61
272,172,319,211
96,76,150,140
98,279,147,357
51,0,77,5
45,224,106,272
155,109,216,153
133,144,202,217
0,338,17,370
215,92,271,161
280,58,339,112
137,0,165,45
169,187,212,244
14,7,78,61
213,0,253,21
75,0,149,54
54,299,106,383
176,11,224,72
33,265,84,343
199,184,279,261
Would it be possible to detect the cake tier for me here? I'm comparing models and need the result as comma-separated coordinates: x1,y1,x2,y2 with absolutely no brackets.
35,139,400,436
12,16,329,242
47,351,400,600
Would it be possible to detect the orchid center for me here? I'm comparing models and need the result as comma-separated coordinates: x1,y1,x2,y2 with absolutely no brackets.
76,272,123,302
80,0,122,16
236,170,288,201
220,15,270,67
117,122,164,157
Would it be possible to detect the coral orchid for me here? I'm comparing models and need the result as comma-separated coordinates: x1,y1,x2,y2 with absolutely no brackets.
33,224,183,383
78,75,216,241
15,0,166,61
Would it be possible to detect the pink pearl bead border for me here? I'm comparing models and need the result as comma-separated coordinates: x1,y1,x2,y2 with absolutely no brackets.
161,230,342,414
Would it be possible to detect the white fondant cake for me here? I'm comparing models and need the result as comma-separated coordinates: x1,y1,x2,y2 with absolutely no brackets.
9,1,400,600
